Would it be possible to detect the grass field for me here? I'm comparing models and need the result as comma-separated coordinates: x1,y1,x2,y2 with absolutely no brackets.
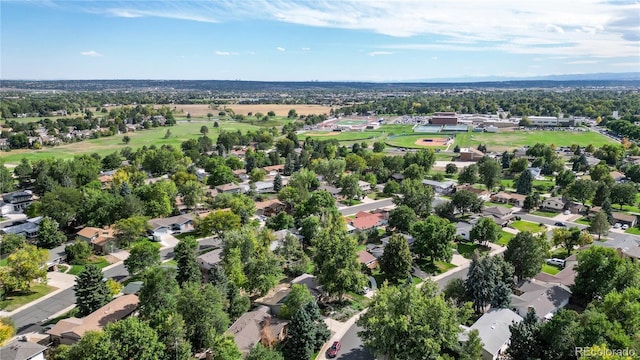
385,134,451,149
532,210,559,218
453,130,615,151
497,231,515,246
303,131,382,141
0,120,264,165
68,256,110,276
0,284,57,311
512,220,547,233
542,263,561,275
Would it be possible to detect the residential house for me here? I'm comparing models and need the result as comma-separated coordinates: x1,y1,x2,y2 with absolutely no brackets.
534,254,578,287
76,226,117,254
482,207,514,227
610,171,625,182
456,184,491,201
422,179,455,195
319,184,342,199
263,164,285,176
195,167,208,182
565,201,585,214
508,193,527,207
147,214,194,240
357,250,378,270
588,206,602,218
366,243,386,259
1,217,42,239
542,197,566,211
612,212,637,227
215,183,247,194
0,339,47,360
0,191,34,215
455,222,473,241
459,309,523,360
380,233,415,248
601,237,640,261
271,229,303,251
197,248,223,273
97,174,113,189
225,306,288,356
252,180,274,193
459,147,485,161
491,192,512,204
358,180,372,193
511,280,572,321
48,244,67,270
346,211,387,232
255,274,323,315
390,173,405,182
232,169,249,181
255,199,286,217
47,294,139,345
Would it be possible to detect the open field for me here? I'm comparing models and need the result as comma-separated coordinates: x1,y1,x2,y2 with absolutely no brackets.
0,120,263,165
453,130,615,151
105,103,335,117
386,134,452,149
303,131,382,141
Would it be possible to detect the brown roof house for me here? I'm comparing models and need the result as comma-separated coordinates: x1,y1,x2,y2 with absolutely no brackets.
357,250,378,270
612,212,638,227
482,206,514,227
225,306,288,356
47,294,139,345
255,199,286,217
491,192,526,207
76,226,117,254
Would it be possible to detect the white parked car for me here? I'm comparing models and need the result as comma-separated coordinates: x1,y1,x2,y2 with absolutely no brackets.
563,210,570,215
622,224,629,230
613,223,622,229
546,258,566,267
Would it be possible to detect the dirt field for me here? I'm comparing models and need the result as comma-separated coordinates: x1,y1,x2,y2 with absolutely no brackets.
414,137,449,147
120,104,335,117
304,131,341,137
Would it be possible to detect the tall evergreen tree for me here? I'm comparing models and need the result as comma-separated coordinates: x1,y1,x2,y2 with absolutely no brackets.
284,154,294,176
460,329,484,360
601,199,614,225
283,301,330,360
273,173,283,192
592,181,611,206
516,168,533,195
75,264,112,316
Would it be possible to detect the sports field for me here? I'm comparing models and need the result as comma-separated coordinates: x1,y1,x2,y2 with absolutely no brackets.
335,119,368,126
0,120,262,165
303,131,382,141
454,130,616,151
386,134,452,149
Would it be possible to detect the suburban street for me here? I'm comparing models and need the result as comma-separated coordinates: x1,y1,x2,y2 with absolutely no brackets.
12,237,219,335
339,198,394,216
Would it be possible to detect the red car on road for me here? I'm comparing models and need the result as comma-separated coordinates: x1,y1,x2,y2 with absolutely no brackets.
327,341,341,358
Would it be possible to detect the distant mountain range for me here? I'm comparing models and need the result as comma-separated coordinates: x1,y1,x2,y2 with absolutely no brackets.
408,72,640,83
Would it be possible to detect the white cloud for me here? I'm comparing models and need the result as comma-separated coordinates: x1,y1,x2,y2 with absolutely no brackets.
276,47,285,51
431,56,438,60
368,51,393,56
81,0,639,58
301,47,311,51
612,62,639,67
215,51,238,56
81,50,102,57
566,60,599,64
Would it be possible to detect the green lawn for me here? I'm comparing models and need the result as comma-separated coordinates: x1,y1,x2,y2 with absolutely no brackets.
341,199,362,206
532,210,559,218
303,131,383,141
385,134,451,149
497,231,515,246
0,120,265,165
575,217,591,226
542,263,561,275
453,130,616,152
456,242,490,259
0,258,7,266
0,284,57,311
415,258,457,275
511,220,546,233
68,256,110,276
485,201,514,208
625,227,640,235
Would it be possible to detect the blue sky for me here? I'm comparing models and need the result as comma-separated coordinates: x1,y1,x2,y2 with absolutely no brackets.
1,0,639,81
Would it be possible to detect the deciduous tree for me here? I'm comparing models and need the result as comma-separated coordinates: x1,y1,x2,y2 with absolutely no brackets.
566,179,597,206
552,227,592,257
387,205,417,233
357,282,463,360
124,241,160,276
452,189,484,215
590,210,610,240
478,157,502,191
175,236,201,286
504,232,549,281
177,282,229,351
65,240,91,265
458,164,479,185
411,216,455,265
610,182,638,209
379,234,413,284
469,217,501,246
279,284,315,320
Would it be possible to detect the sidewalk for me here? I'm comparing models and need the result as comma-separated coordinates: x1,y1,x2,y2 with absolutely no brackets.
0,271,76,318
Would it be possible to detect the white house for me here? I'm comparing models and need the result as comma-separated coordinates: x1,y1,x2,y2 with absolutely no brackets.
358,180,372,192
542,197,565,211
459,309,523,360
